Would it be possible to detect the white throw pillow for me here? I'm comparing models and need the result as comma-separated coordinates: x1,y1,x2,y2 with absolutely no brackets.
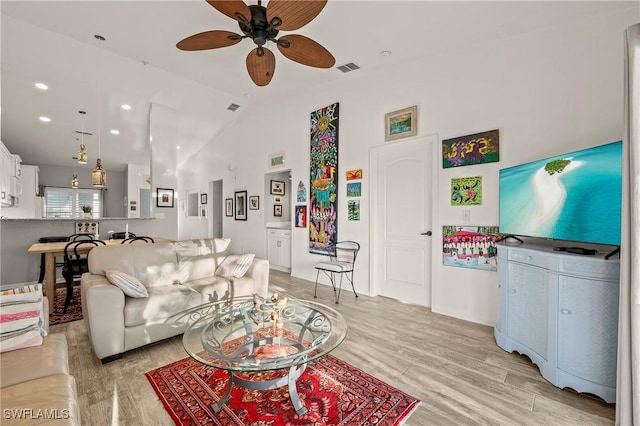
105,270,149,298
215,254,255,278
0,284,46,353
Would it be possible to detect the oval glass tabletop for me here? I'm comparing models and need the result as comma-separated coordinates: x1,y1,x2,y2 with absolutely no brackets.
182,295,347,373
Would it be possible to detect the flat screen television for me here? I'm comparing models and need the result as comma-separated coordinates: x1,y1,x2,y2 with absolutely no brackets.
499,140,622,246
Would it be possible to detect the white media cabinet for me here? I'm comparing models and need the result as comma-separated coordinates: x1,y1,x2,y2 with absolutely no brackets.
495,243,619,403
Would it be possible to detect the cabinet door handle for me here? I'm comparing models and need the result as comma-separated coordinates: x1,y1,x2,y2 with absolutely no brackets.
508,289,517,294
560,308,572,315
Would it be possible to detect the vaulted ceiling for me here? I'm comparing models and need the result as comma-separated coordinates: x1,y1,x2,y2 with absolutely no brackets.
1,1,634,172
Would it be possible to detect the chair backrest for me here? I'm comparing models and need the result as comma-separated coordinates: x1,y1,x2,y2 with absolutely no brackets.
335,241,360,265
110,231,136,240
67,233,95,242
121,236,154,244
64,240,106,261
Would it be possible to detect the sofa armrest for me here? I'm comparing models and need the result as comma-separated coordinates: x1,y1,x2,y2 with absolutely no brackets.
243,258,269,298
81,273,126,360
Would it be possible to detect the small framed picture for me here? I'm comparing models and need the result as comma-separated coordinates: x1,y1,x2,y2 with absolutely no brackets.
156,188,174,208
385,105,417,142
274,196,282,203
295,205,307,228
268,152,286,170
270,180,285,195
200,207,207,218
249,195,260,210
225,198,233,217
235,190,247,221
274,204,283,217
200,193,207,204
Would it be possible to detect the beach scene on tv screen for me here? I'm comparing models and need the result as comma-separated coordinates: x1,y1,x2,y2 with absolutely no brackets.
499,141,622,246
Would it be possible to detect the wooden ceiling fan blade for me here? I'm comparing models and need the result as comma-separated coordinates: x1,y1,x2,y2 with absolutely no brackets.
267,0,328,31
277,34,335,68
206,0,251,21
177,30,242,51
246,47,276,86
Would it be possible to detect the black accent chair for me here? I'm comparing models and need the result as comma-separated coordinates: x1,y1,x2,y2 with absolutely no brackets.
110,232,136,240
121,236,154,244
67,233,96,242
61,239,106,312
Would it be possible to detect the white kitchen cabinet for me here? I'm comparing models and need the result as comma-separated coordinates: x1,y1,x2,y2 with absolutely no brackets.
495,243,619,403
267,228,291,272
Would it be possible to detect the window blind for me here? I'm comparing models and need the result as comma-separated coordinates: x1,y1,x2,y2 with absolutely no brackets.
44,187,103,218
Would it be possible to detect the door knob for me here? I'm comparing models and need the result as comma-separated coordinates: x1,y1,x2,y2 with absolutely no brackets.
420,231,432,236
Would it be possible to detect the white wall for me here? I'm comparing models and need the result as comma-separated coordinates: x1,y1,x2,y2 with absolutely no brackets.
178,7,637,325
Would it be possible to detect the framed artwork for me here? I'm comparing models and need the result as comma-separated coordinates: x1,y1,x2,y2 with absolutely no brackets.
235,191,247,220
297,181,307,202
200,207,207,218
346,182,361,197
200,193,207,204
348,200,360,221
451,176,482,205
156,188,174,208
274,204,283,217
385,105,417,142
442,226,501,271
310,102,339,255
249,195,260,210
295,205,307,228
346,169,362,180
274,196,282,203
225,198,233,217
268,152,286,169
270,180,285,195
442,129,500,168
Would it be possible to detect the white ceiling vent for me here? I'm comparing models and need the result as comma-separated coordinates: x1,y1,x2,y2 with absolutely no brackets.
336,62,360,73
227,103,240,111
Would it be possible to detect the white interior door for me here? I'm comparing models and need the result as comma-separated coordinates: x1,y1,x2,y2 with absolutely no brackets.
370,136,434,306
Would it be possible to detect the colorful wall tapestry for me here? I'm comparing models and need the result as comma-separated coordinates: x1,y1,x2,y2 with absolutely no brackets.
451,176,482,205
442,225,501,271
310,103,339,255
442,129,499,168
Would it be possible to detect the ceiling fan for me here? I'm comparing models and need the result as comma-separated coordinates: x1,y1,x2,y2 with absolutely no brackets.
177,0,335,87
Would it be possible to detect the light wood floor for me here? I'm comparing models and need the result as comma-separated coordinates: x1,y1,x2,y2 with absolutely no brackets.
54,271,615,425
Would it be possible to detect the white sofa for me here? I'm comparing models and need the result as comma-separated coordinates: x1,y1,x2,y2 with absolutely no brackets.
81,238,269,363
0,296,81,425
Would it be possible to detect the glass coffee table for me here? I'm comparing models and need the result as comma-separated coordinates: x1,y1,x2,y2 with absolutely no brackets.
181,294,347,416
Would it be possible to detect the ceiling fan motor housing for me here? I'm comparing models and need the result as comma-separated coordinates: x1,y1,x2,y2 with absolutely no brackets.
240,4,280,49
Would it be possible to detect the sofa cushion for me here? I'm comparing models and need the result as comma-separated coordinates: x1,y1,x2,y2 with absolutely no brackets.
0,284,47,353
175,238,230,282
215,253,255,278
0,334,69,388
123,284,203,327
105,270,149,298
1,374,81,425
89,243,181,288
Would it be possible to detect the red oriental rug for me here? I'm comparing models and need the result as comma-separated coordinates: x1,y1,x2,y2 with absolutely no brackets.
146,354,420,426
49,286,83,326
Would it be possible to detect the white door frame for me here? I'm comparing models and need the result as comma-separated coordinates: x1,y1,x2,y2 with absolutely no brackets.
369,134,439,303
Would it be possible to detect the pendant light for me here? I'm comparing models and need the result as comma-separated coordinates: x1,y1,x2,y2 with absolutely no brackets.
72,110,87,187
92,35,107,188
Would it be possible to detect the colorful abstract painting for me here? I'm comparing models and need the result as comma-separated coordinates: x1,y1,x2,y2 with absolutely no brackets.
310,103,339,255
442,129,499,169
442,226,501,271
346,169,362,180
346,182,361,197
451,176,482,205
348,200,360,221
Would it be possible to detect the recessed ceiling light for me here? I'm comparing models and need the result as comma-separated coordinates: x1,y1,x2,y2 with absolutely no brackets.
110,129,120,135
121,104,131,111
35,82,48,90
39,116,51,123
176,146,181,150
380,50,392,57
